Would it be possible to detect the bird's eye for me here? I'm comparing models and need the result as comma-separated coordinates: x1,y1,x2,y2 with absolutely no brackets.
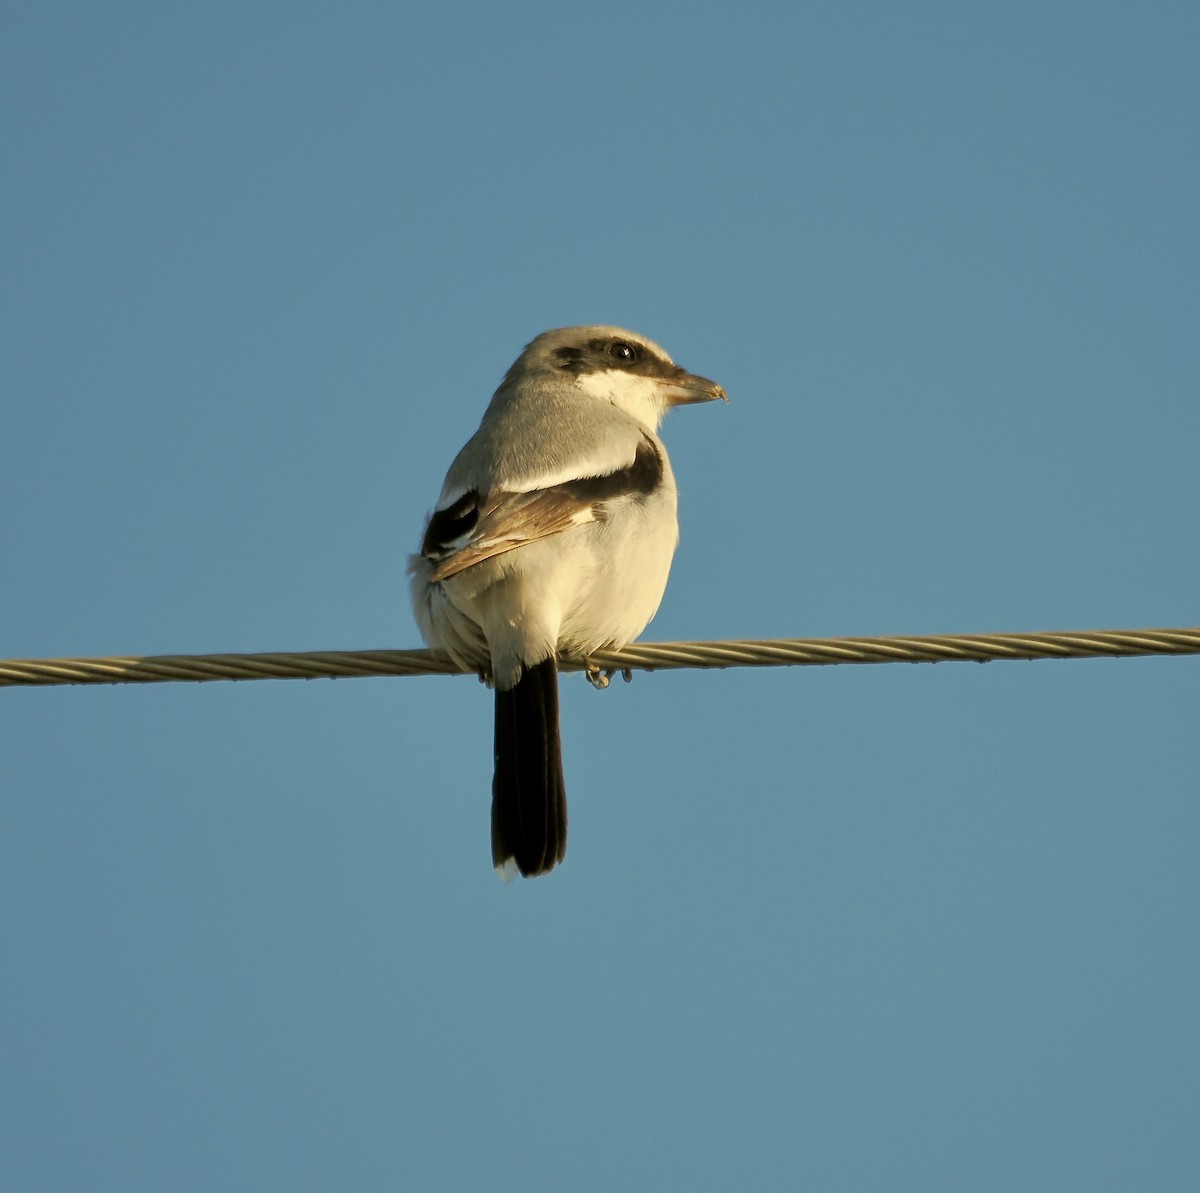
607,341,640,365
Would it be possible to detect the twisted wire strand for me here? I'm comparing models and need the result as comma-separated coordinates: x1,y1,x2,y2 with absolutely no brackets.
2,627,1197,688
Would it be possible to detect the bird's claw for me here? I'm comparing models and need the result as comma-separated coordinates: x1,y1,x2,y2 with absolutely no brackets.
584,664,634,690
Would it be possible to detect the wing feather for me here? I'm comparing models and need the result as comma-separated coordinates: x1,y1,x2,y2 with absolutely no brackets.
423,434,662,583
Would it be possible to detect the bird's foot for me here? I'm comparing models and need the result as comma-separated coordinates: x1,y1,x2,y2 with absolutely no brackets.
584,664,634,690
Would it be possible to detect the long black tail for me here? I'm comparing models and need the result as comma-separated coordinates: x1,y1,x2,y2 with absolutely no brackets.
492,657,568,877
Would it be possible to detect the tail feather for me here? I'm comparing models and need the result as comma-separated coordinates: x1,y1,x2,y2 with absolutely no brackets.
492,658,568,877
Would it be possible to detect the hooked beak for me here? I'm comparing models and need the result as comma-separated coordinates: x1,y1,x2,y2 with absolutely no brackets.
661,369,729,407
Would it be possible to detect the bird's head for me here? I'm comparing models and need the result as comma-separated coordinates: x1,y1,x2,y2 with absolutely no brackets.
508,325,728,431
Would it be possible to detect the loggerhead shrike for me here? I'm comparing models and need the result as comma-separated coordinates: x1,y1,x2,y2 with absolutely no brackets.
410,326,726,879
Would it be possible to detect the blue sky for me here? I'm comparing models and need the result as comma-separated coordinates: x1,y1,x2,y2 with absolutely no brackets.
3,2,1198,1189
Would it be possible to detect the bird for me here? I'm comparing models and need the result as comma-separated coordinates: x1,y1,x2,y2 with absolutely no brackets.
410,326,726,878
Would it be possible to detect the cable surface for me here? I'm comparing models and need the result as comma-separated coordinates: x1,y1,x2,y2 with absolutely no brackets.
2,627,1197,688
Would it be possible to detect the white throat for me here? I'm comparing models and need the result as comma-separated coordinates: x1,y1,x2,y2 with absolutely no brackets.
575,369,668,432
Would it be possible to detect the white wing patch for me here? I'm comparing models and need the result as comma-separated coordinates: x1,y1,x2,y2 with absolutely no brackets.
422,435,665,584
